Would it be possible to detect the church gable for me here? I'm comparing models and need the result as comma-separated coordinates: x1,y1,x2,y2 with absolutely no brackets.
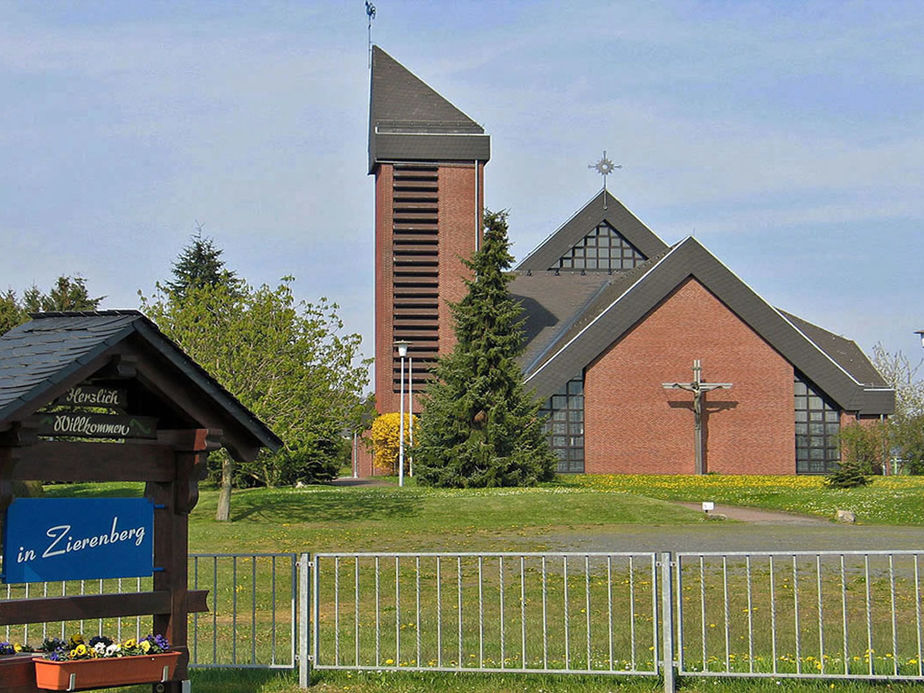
583,278,795,475
525,237,893,418
515,190,668,273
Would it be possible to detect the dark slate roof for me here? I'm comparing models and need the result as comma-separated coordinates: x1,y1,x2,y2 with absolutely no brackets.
515,190,669,272
779,310,889,388
0,311,282,452
521,237,894,416
369,46,490,172
509,272,613,372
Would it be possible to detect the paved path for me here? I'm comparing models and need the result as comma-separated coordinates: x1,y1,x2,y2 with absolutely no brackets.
330,476,391,487
673,501,829,524
536,501,924,554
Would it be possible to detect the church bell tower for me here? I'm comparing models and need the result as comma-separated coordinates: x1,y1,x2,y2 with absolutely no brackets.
368,46,490,414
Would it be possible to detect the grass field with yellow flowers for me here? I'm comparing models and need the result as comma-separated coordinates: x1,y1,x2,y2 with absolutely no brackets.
564,474,924,526
44,474,923,692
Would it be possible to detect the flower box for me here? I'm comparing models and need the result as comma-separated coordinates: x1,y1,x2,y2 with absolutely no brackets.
33,651,180,691
0,653,39,693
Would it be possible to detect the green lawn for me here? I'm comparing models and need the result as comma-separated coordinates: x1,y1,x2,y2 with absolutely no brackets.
181,668,924,692
38,475,924,692
48,474,924,557
188,482,707,554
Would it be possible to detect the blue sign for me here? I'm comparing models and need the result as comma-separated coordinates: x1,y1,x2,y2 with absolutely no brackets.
2,498,154,583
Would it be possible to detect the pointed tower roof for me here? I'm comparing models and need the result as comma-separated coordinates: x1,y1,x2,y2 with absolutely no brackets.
369,46,490,172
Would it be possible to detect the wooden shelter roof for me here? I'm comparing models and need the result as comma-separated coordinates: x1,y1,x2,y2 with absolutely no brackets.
0,311,281,461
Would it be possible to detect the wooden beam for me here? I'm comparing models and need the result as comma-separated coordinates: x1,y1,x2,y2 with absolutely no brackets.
0,590,208,627
157,428,222,453
186,589,209,615
0,592,170,626
7,441,175,482
0,653,38,693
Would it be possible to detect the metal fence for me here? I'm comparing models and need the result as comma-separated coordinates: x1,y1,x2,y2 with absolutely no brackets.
188,552,297,669
2,575,154,646
0,553,297,671
310,552,660,676
673,550,924,682
3,549,924,691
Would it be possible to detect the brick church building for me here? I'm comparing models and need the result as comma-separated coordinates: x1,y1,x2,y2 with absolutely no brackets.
360,46,894,477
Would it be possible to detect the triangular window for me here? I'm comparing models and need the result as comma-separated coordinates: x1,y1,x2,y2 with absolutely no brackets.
554,222,646,272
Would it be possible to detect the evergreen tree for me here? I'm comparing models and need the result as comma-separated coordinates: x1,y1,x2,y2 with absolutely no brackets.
1,276,103,334
22,275,103,313
0,289,25,335
415,211,556,487
165,225,239,301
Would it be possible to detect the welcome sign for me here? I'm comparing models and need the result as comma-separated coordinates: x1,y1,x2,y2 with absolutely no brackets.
2,498,154,583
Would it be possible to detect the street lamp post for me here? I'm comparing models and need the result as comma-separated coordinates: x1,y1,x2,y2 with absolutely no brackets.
408,355,413,477
395,340,409,487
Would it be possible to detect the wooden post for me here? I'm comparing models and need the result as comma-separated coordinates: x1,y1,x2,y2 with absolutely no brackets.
148,429,219,692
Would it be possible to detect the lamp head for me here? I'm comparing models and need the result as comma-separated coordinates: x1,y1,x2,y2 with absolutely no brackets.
916,331,924,349
394,340,410,358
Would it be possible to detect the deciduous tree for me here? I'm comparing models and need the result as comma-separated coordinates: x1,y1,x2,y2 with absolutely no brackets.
872,345,924,473
141,277,370,520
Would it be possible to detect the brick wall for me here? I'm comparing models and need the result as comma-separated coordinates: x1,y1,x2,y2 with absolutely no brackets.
368,163,483,477
374,163,397,414
584,278,795,474
437,163,481,355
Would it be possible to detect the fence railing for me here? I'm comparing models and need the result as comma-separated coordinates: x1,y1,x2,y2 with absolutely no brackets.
2,549,923,692
188,552,297,669
0,553,297,671
310,552,659,676
673,551,924,682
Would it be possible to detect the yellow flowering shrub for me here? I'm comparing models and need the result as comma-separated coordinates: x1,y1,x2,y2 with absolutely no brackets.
370,412,417,474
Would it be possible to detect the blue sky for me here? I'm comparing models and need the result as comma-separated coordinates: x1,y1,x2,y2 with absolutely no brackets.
2,1,922,369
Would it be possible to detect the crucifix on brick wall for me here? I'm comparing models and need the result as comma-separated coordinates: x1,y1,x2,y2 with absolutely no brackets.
662,359,733,475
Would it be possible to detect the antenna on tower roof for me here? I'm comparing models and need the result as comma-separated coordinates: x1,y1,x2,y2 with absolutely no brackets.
366,1,376,69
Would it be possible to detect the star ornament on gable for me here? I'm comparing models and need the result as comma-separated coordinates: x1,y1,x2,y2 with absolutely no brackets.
589,150,622,208
591,153,619,177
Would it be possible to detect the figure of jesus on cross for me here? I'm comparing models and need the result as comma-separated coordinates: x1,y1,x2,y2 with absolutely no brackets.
662,359,732,475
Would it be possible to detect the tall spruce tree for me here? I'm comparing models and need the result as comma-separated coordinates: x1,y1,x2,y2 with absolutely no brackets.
166,225,239,301
415,210,556,487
